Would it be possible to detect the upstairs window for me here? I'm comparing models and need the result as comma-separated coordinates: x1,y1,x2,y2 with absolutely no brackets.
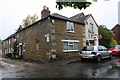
89,23,94,32
67,21,74,32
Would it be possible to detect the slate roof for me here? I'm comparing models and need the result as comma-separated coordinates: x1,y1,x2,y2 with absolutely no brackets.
4,33,16,41
50,13,68,20
111,24,120,31
69,13,84,21
4,13,89,40
69,13,90,24
50,13,86,24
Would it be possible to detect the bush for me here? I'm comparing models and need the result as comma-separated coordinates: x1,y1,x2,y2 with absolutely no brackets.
109,39,118,48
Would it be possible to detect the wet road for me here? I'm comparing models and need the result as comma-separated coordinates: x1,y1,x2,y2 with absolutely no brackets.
1,56,120,78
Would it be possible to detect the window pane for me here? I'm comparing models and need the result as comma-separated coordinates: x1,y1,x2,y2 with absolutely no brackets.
70,23,74,31
74,42,78,50
69,42,73,45
82,46,94,51
69,45,74,50
64,42,68,50
90,23,93,32
67,22,70,31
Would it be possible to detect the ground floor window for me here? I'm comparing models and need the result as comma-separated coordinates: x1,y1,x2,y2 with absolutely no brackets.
62,40,79,52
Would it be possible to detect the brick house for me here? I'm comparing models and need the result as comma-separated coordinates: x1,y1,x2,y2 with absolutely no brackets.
0,42,2,57
2,7,98,62
111,24,120,43
2,33,16,57
13,13,85,62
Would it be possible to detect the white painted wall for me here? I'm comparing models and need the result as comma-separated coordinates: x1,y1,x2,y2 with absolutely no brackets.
84,15,99,46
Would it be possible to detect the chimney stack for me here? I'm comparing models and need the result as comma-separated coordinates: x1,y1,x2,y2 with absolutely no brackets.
41,6,50,19
24,20,29,27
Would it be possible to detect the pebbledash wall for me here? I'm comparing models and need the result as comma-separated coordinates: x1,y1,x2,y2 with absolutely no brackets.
15,16,84,62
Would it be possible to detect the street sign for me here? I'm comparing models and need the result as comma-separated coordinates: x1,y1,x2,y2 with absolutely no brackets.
45,34,50,37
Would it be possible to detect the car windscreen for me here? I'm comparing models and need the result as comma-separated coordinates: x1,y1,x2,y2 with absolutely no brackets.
111,46,120,49
82,46,94,51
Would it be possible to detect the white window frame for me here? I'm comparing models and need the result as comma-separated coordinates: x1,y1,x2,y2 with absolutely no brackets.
9,39,11,44
3,42,5,46
6,41,8,45
67,21,74,33
23,43,26,52
9,48,11,53
62,40,79,52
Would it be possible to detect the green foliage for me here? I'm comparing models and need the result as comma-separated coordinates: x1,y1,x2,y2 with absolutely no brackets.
16,14,39,32
109,39,118,47
22,14,39,27
0,38,2,43
56,2,92,10
16,25,23,31
56,0,110,10
98,25,114,48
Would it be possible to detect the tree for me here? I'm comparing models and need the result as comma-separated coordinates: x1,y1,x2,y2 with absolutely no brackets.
56,2,92,10
98,25,117,48
56,0,110,10
16,14,39,31
109,38,118,47
0,38,2,43
22,14,39,27
16,25,23,31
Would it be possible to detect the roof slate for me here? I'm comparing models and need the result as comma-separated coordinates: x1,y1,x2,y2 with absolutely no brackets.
69,13,89,24
50,13,68,20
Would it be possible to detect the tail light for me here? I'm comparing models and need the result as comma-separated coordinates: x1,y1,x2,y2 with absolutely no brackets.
91,52,96,55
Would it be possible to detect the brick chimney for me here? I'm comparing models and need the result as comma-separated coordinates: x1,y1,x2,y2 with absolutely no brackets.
41,6,50,18
80,12,85,17
24,20,29,27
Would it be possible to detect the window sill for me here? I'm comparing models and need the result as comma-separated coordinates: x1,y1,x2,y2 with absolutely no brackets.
63,50,78,52
67,31,75,33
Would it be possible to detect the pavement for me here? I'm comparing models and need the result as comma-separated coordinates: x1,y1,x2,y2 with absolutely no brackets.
0,56,81,67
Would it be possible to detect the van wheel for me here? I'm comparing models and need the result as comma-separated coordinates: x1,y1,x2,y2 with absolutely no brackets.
96,55,101,63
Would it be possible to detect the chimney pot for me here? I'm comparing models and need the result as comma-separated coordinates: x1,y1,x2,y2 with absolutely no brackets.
41,6,51,19
24,20,29,27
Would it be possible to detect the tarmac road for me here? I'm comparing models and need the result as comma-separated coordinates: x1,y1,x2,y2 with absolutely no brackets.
1,56,120,79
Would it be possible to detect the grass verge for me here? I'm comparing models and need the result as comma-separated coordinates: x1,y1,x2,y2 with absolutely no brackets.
0,59,15,65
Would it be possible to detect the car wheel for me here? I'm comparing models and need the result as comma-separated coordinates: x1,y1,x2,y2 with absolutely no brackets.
109,54,112,59
96,55,101,63
80,58,85,61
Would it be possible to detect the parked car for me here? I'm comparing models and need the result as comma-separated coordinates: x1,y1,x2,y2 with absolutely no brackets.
109,45,120,55
79,46,112,62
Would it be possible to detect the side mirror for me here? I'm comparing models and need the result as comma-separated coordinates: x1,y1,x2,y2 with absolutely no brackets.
106,49,109,51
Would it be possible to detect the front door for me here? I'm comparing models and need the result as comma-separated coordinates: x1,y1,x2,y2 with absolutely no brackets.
19,45,23,56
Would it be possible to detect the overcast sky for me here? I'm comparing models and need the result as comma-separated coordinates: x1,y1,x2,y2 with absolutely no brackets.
0,0,119,40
